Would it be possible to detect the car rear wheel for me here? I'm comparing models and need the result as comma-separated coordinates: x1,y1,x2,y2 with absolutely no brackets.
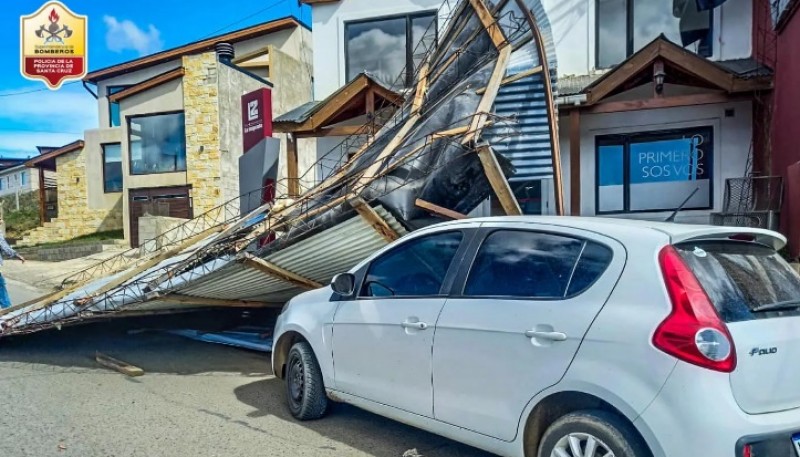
286,341,328,420
537,410,649,457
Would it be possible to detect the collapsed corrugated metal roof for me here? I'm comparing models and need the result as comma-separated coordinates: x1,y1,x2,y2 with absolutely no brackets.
0,0,560,337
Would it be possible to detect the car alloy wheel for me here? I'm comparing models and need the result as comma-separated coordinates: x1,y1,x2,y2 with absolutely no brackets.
551,433,615,457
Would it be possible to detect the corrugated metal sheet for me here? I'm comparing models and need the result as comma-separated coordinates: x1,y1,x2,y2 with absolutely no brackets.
173,206,407,303
486,32,559,182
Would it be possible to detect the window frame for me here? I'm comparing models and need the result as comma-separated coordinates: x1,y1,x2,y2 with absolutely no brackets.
107,85,130,128
594,0,713,69
454,228,614,301
101,142,124,193
594,126,714,215
355,229,472,300
126,110,187,176
344,10,439,88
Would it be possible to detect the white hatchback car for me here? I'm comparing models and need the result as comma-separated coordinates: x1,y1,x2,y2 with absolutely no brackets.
272,216,800,457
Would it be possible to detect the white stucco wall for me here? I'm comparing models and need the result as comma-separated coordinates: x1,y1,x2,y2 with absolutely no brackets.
558,99,752,223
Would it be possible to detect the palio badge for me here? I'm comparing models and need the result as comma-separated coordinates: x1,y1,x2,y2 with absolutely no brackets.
20,1,88,90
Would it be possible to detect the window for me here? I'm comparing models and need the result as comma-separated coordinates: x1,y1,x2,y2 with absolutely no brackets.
102,143,123,193
107,86,129,127
596,0,713,68
596,127,713,214
128,112,186,175
345,11,437,88
361,231,463,297
20,171,27,186
464,231,611,298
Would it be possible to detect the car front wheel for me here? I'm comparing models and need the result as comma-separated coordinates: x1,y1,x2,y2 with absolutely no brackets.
537,410,649,457
285,341,328,420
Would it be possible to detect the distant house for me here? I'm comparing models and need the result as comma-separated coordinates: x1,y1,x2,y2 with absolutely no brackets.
20,17,313,247
0,165,35,198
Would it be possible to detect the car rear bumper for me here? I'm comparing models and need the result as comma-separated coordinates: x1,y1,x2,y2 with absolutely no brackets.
635,362,800,457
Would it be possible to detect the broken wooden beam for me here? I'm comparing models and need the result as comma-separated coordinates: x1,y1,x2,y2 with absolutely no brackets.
415,199,468,220
95,352,144,377
469,0,508,49
350,198,401,243
462,45,513,145
242,253,323,289
475,66,543,95
411,63,430,115
476,145,522,215
158,294,282,308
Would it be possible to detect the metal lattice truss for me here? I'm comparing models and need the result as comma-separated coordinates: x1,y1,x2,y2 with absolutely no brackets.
0,0,560,337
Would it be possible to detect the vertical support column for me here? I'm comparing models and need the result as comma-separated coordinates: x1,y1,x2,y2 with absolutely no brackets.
569,109,581,216
37,167,46,223
286,133,299,198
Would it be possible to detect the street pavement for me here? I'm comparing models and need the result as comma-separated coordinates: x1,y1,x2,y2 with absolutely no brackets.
0,302,492,457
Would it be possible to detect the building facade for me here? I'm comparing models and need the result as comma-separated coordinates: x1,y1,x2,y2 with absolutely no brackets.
21,18,313,247
0,165,36,198
299,0,771,228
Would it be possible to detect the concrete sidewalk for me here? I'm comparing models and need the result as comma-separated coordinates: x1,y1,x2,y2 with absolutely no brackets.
2,245,130,291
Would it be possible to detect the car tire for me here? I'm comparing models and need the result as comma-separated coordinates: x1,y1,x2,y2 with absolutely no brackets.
285,341,328,420
537,410,649,457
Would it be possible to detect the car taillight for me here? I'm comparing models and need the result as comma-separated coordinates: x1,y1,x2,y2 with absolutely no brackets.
653,245,737,373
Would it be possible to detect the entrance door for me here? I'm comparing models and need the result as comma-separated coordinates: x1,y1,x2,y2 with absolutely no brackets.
129,186,193,247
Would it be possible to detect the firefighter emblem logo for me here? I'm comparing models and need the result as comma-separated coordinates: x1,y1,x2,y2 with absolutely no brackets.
20,1,88,89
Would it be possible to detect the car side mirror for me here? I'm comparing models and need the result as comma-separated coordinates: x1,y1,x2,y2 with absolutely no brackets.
331,273,356,296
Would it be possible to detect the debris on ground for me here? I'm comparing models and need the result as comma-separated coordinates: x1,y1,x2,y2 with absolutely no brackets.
95,352,145,377
166,326,273,352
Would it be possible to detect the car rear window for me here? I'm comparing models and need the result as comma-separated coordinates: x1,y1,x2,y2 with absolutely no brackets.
676,241,800,322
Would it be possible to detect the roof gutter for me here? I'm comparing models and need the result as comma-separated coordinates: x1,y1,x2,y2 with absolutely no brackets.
82,80,98,99
556,93,587,107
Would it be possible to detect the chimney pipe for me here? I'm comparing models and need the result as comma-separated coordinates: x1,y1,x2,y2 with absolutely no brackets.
215,42,235,63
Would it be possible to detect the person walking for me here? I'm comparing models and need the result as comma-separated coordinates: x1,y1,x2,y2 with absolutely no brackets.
0,235,25,309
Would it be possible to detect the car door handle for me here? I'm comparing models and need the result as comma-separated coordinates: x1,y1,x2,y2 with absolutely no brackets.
525,330,567,341
402,321,429,330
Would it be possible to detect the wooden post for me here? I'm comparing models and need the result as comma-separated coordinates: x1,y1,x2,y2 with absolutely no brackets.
569,110,581,216
287,134,299,198
476,145,522,215
37,168,46,224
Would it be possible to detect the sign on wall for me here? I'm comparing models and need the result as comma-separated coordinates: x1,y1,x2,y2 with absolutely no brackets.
241,88,273,152
20,1,87,90
597,128,713,213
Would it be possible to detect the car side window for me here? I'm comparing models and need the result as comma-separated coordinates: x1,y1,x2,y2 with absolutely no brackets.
464,230,612,298
361,231,464,298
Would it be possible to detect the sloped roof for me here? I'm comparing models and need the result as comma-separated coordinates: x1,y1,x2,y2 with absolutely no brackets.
25,140,84,170
84,17,305,83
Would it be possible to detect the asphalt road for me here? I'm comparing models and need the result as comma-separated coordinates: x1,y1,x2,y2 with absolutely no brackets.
0,300,492,457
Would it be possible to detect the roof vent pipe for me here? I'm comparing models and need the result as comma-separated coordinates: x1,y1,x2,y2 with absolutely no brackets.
215,42,235,63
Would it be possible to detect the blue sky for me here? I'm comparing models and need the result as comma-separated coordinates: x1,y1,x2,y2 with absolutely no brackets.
1,0,311,158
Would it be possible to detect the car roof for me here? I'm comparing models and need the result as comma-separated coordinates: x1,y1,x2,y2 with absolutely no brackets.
428,216,787,250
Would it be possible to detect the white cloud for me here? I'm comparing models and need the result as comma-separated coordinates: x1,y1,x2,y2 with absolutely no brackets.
103,15,164,57
0,84,97,157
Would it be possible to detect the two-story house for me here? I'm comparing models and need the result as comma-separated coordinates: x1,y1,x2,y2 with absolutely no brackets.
294,0,773,229
21,17,313,247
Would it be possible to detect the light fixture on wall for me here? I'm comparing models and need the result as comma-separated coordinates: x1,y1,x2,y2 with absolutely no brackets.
653,60,666,95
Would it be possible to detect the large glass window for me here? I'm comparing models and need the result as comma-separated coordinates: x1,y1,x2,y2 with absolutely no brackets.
107,85,129,127
128,112,186,175
102,143,123,193
361,231,463,298
464,231,612,298
596,127,713,214
345,11,437,88
596,0,713,68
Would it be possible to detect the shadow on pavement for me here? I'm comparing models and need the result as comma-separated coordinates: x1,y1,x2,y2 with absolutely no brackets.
234,377,494,457
0,309,273,376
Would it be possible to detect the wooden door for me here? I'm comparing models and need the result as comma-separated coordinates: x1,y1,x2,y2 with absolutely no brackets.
129,185,193,247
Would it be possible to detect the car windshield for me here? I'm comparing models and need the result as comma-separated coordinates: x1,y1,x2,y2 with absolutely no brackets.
676,241,800,322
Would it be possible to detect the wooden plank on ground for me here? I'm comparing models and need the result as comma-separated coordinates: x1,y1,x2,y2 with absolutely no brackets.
242,253,323,289
461,45,512,145
350,198,400,243
469,0,508,49
95,352,144,377
476,145,522,215
415,199,468,220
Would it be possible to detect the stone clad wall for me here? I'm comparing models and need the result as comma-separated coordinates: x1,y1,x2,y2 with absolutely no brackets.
183,52,222,216
19,148,123,246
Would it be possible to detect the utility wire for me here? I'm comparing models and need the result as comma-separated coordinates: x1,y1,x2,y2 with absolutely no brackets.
199,0,290,39
0,81,80,97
